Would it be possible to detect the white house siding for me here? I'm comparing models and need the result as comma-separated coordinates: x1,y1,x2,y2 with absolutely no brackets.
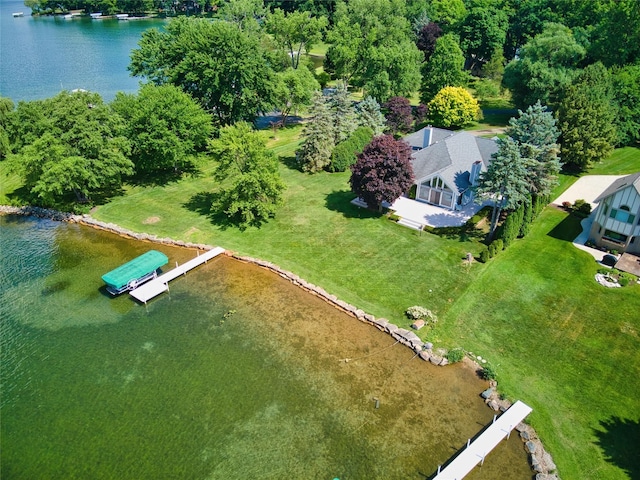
590,185,640,253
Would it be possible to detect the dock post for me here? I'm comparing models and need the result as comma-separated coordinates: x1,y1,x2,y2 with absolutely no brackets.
507,425,512,439
467,438,470,448
481,453,486,466
493,414,497,424
437,465,441,474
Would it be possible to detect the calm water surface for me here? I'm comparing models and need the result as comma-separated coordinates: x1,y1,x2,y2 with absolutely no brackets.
0,216,532,478
0,0,164,101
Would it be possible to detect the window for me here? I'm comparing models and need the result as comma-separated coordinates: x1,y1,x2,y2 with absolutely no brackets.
609,206,636,224
604,229,628,243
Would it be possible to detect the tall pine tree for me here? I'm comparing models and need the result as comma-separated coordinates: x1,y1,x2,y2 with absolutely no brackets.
558,63,617,171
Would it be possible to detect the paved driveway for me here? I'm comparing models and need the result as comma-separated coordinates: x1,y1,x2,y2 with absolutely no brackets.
553,175,624,208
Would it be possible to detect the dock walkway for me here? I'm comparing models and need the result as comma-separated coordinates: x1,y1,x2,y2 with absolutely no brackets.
432,400,532,480
130,247,225,303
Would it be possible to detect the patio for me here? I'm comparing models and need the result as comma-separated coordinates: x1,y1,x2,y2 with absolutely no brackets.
351,196,488,229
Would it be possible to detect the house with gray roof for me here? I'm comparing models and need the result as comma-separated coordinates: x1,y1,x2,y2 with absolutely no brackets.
403,127,498,210
588,172,640,254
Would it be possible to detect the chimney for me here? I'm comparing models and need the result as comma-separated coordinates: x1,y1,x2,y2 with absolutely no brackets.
423,126,433,148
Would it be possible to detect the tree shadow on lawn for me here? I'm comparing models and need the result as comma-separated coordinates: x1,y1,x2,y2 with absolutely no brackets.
546,213,583,242
593,417,640,479
280,155,302,172
182,191,235,230
325,190,382,219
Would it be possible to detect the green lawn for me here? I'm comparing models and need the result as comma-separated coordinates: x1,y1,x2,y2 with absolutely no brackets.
2,129,639,479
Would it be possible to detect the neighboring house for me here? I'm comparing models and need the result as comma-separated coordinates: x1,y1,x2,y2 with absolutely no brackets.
589,172,640,254
403,127,498,210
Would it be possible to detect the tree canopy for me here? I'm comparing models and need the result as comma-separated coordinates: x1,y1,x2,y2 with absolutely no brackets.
503,22,585,109
428,86,480,128
474,136,530,238
349,134,414,211
112,84,212,178
209,122,285,229
7,91,133,207
129,17,278,128
325,0,421,101
558,63,617,171
266,8,328,69
420,33,468,104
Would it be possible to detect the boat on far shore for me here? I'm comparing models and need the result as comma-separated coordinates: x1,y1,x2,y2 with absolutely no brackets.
13,12,24,17
90,12,102,19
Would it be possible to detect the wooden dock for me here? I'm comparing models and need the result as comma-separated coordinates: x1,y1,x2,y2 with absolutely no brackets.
129,247,225,303
432,400,532,480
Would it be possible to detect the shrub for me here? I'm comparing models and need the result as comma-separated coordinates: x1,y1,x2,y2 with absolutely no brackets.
405,306,437,323
389,213,401,222
480,363,497,381
408,184,417,200
573,199,592,216
446,348,465,363
562,201,572,210
487,239,503,258
329,126,374,172
619,277,630,287
479,247,490,263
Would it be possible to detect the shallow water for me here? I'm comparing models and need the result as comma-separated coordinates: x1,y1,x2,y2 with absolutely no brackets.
0,215,532,479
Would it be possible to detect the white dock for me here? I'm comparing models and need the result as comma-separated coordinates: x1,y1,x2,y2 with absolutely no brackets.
432,400,532,480
129,247,225,303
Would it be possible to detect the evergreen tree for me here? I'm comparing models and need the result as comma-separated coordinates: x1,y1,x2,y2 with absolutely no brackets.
558,63,617,171
329,84,358,144
474,137,530,239
420,33,468,104
506,101,561,197
357,96,386,136
520,198,533,238
297,92,335,172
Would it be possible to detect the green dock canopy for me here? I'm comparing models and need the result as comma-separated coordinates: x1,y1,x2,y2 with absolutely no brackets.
102,250,169,289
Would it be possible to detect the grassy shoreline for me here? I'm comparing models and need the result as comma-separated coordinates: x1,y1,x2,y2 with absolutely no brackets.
3,126,640,478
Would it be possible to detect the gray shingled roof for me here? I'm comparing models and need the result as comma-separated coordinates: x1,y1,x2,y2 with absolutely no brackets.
405,128,498,196
594,171,640,203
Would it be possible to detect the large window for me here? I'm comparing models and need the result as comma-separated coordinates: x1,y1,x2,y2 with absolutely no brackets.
609,205,636,224
604,229,628,243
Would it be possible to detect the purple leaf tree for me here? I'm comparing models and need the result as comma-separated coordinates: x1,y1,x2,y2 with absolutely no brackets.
350,135,415,211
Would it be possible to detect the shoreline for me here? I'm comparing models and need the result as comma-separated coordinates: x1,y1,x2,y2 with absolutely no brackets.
0,204,559,479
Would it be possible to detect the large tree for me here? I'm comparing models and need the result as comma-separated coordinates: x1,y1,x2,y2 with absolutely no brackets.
558,63,617,172
209,122,285,229
112,84,212,177
611,65,640,147
428,86,480,128
503,22,585,109
266,8,328,69
129,17,278,128
297,92,335,172
420,33,468,104
218,0,267,32
416,22,443,62
474,137,530,238
273,67,320,126
357,96,386,136
503,0,558,61
8,91,133,206
505,101,561,197
458,4,509,72
0,97,14,159
588,0,640,67
349,134,414,211
325,0,421,101
382,96,414,134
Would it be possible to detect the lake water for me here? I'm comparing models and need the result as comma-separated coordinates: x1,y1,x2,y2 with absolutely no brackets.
0,215,532,478
0,0,164,102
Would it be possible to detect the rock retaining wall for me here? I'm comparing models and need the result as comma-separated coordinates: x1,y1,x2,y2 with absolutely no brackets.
0,205,559,478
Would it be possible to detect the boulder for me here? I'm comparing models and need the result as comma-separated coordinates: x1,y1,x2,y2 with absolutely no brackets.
423,342,433,350
526,441,536,454
411,319,425,330
481,388,493,399
385,323,399,334
419,350,430,361
429,355,443,365
439,357,449,366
